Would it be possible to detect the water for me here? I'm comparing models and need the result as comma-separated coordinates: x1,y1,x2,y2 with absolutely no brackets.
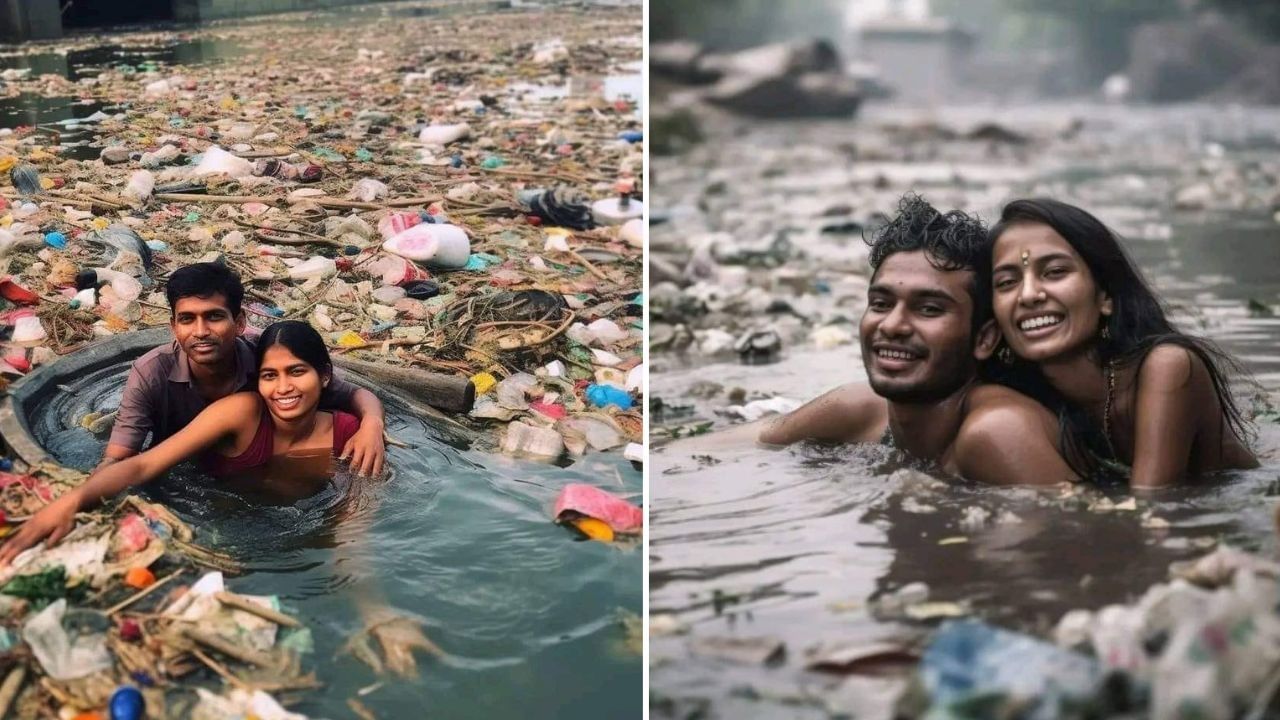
650,103,1280,716
29,358,641,718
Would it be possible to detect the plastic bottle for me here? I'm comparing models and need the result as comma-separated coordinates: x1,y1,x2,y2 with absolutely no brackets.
287,256,337,282
382,223,470,269
193,146,253,178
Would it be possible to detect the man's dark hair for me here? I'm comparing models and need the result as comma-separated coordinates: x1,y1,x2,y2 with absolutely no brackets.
865,193,990,332
165,262,244,318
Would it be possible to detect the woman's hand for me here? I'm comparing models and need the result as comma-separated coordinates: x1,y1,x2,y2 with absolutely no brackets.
344,602,444,677
341,420,386,477
0,489,82,565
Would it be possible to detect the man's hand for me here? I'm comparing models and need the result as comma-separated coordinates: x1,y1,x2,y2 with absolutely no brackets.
341,421,386,477
0,490,82,566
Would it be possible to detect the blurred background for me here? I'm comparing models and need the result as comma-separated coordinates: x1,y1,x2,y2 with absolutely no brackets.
649,2,1280,718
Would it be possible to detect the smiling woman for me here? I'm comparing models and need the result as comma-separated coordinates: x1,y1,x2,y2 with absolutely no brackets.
983,198,1259,487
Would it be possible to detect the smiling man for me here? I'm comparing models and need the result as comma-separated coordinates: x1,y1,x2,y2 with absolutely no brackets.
100,262,387,476
759,194,1076,486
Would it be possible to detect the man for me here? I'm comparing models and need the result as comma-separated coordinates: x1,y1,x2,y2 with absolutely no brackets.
759,194,1076,486
101,262,387,476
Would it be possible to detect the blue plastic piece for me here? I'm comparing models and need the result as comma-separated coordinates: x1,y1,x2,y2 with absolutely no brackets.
586,384,632,410
618,130,643,143
109,686,145,720
44,231,67,249
0,457,11,471
450,154,463,168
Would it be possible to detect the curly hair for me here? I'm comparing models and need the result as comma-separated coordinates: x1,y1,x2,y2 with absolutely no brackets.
865,193,990,332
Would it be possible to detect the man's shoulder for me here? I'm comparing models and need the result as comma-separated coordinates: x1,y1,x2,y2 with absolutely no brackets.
130,341,182,379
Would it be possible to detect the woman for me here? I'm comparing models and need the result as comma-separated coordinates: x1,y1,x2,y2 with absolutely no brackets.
984,198,1258,488
0,320,361,562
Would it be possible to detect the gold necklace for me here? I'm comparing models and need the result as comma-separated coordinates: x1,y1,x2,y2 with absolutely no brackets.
1102,361,1117,458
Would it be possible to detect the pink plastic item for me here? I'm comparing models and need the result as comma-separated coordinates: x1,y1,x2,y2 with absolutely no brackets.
115,513,153,556
553,483,642,534
377,211,423,240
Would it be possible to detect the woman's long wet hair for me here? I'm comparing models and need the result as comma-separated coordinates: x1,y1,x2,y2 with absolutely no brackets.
254,320,333,384
980,198,1254,479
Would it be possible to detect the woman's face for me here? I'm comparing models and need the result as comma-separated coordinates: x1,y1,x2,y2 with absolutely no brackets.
991,222,1112,364
257,344,327,421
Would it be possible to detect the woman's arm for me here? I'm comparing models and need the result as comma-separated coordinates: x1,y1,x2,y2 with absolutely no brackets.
1129,345,1203,489
0,393,258,564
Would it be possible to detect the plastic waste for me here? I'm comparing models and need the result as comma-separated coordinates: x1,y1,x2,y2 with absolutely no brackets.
12,315,47,344
110,686,145,720
287,256,337,282
367,254,430,286
619,218,644,248
418,123,471,145
254,159,322,183
586,384,633,410
88,268,143,302
98,224,153,267
139,144,180,168
553,483,642,534
192,688,308,720
348,178,389,202
917,619,1105,720
124,567,156,589
9,163,41,196
591,195,644,226
193,146,254,178
123,170,155,204
500,421,564,459
377,211,424,240
22,599,114,681
44,231,67,249
382,223,470,269
519,186,595,230
735,329,782,363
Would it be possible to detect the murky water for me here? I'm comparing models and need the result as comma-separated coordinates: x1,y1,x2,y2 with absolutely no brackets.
650,103,1280,717
28,356,641,718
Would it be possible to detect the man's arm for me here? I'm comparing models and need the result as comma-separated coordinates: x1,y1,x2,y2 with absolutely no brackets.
98,365,157,472
953,387,1079,486
323,376,386,477
758,383,887,447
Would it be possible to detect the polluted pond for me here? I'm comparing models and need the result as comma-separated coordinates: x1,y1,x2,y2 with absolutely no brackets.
0,0,642,717
650,99,1280,718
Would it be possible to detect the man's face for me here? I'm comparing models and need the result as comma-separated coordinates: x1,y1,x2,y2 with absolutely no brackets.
170,294,245,367
859,250,987,403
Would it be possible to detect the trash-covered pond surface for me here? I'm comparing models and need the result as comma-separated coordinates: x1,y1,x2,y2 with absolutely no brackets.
26,355,641,719
649,103,1280,717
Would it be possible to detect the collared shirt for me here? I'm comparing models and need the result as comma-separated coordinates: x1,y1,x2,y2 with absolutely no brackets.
109,336,358,452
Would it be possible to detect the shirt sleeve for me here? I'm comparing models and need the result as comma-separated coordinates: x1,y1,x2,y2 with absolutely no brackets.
319,369,360,411
108,364,158,451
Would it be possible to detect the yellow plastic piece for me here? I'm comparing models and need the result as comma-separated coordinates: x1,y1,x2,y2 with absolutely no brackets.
0,215,11,228
39,177,55,190
572,517,614,543
334,330,366,348
470,372,497,395
90,217,110,231
0,156,16,173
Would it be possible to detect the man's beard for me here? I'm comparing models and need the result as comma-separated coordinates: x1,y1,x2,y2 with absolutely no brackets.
867,355,975,405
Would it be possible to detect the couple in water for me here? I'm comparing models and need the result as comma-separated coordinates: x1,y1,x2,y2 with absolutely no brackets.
762,194,1258,486
2,262,387,562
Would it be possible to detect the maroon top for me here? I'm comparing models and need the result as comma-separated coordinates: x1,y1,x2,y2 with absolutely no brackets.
109,336,359,452
205,410,360,476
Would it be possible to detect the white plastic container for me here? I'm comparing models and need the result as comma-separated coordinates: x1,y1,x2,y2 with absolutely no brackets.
619,218,644,248
91,268,142,302
591,196,644,226
382,223,470,269
12,315,46,344
288,256,338,282
418,123,471,146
